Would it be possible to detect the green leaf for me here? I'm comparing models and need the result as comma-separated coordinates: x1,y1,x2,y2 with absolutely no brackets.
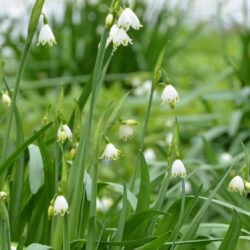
0,123,52,174
219,210,241,250
175,163,234,250
136,152,150,212
114,184,128,245
242,143,249,181
124,210,166,240
100,182,137,210
28,144,44,194
26,243,53,250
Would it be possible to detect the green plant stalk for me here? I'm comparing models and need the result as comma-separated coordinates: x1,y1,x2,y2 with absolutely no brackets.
0,0,45,188
63,215,70,250
86,162,98,250
170,179,186,250
130,83,155,190
0,201,11,250
68,29,109,239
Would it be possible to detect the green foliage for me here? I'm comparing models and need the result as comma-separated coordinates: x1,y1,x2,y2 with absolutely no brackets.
0,0,250,250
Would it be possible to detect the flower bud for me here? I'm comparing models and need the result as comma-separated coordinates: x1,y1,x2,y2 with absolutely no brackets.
48,204,54,220
105,13,113,28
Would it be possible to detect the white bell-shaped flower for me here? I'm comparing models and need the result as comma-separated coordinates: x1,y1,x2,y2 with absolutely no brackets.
0,191,8,201
228,176,245,194
11,247,17,250
37,24,56,46
2,92,11,107
119,124,134,141
107,24,132,48
161,84,179,109
171,159,186,178
100,143,121,160
57,124,73,143
118,8,143,31
143,148,156,161
54,195,69,216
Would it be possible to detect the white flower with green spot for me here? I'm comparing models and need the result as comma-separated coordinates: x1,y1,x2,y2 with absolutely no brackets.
2,92,11,107
171,159,186,178
101,143,121,160
54,195,69,216
161,84,179,109
57,124,73,143
37,24,56,46
228,176,245,194
118,8,142,31
107,24,132,48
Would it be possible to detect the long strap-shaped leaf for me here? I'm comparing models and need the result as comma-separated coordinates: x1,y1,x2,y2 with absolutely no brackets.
219,210,241,250
175,163,234,250
0,123,53,174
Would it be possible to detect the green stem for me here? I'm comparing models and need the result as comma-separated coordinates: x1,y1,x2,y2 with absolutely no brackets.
130,83,155,191
68,29,109,239
86,162,98,250
63,215,70,250
170,179,186,250
0,201,11,250
0,0,45,188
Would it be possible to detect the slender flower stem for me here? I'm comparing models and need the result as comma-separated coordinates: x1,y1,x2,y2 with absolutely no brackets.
130,83,155,191
170,179,186,250
86,162,98,250
63,215,70,250
68,29,109,239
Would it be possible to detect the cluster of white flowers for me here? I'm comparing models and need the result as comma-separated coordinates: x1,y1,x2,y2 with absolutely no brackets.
57,124,73,143
228,176,245,194
107,8,142,49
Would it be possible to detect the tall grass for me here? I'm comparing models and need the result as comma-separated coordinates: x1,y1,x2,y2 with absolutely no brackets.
0,0,250,250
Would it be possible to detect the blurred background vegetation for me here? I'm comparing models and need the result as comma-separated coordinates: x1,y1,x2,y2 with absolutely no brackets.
0,0,250,248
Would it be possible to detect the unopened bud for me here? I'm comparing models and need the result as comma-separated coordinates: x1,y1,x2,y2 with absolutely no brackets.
105,14,113,28
48,205,54,220
122,119,139,126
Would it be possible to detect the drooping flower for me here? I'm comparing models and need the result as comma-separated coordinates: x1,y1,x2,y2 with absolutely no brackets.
57,124,73,143
96,197,113,212
171,159,186,178
0,191,7,201
143,148,156,161
228,176,245,194
37,24,56,46
118,8,143,31
100,143,121,160
54,195,69,216
11,247,17,250
119,124,134,141
107,24,132,48
161,84,179,109
2,92,11,107
219,152,232,165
